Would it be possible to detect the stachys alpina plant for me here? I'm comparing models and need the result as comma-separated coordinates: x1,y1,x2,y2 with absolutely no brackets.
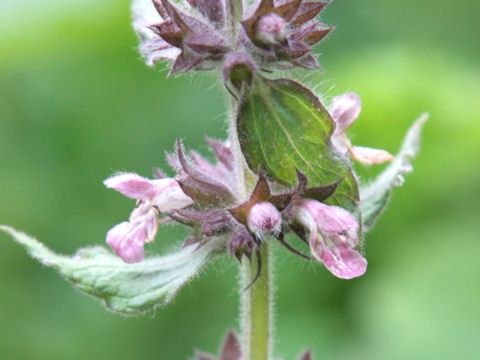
1,1,427,359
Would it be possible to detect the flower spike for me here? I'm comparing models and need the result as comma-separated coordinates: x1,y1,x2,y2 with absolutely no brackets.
3,3,427,351
133,0,333,79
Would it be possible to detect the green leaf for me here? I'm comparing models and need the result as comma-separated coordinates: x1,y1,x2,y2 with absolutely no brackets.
237,78,359,211
359,114,428,231
0,226,224,315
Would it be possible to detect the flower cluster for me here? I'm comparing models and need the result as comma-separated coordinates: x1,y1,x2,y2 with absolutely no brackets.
132,0,333,80
104,87,395,279
103,1,395,281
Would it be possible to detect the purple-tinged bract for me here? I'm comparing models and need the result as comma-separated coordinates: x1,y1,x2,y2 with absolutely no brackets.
132,0,333,78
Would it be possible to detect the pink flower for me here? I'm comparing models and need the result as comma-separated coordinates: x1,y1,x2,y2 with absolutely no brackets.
104,173,194,263
295,199,367,279
329,93,394,165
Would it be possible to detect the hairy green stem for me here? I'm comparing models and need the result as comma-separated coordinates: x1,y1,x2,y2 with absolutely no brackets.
227,76,273,359
241,243,272,360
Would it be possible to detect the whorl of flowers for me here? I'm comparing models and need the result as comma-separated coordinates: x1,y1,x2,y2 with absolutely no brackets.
105,133,373,279
132,0,333,79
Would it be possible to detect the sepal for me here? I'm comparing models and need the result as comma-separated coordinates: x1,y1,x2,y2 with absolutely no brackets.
193,330,241,360
174,139,236,206
297,349,313,360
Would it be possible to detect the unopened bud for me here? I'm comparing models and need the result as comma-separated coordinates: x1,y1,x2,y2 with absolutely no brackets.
247,202,281,235
256,13,287,45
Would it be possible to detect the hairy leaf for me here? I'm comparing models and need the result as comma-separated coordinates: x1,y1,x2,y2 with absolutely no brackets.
359,114,428,231
1,226,224,315
237,78,359,211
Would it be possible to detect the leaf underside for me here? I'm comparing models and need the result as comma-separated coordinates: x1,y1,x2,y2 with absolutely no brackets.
359,114,428,231
0,226,224,316
237,78,359,212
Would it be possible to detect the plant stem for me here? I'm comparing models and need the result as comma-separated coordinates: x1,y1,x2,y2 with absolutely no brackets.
225,13,273,354
241,243,272,360
227,86,273,360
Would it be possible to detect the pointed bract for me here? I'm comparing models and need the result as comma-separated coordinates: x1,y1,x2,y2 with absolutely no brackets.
205,137,235,171
187,0,225,28
297,349,313,360
220,331,242,360
134,0,230,74
175,139,236,206
193,330,242,360
194,352,217,360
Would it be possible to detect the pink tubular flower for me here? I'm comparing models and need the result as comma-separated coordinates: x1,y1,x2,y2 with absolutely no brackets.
295,199,367,279
329,92,394,165
104,173,194,263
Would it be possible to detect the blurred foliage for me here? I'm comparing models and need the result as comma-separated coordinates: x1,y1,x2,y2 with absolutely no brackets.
0,0,479,359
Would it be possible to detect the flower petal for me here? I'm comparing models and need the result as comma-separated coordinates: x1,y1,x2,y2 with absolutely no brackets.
151,179,194,211
351,146,394,165
104,173,160,200
310,237,367,279
297,199,358,234
329,92,361,134
143,209,159,243
106,222,145,263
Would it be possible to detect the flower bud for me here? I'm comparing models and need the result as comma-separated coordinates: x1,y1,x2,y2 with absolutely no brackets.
329,93,361,134
247,201,281,235
256,12,287,45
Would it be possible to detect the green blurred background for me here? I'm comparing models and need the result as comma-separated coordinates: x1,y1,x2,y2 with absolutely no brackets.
1,0,479,359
